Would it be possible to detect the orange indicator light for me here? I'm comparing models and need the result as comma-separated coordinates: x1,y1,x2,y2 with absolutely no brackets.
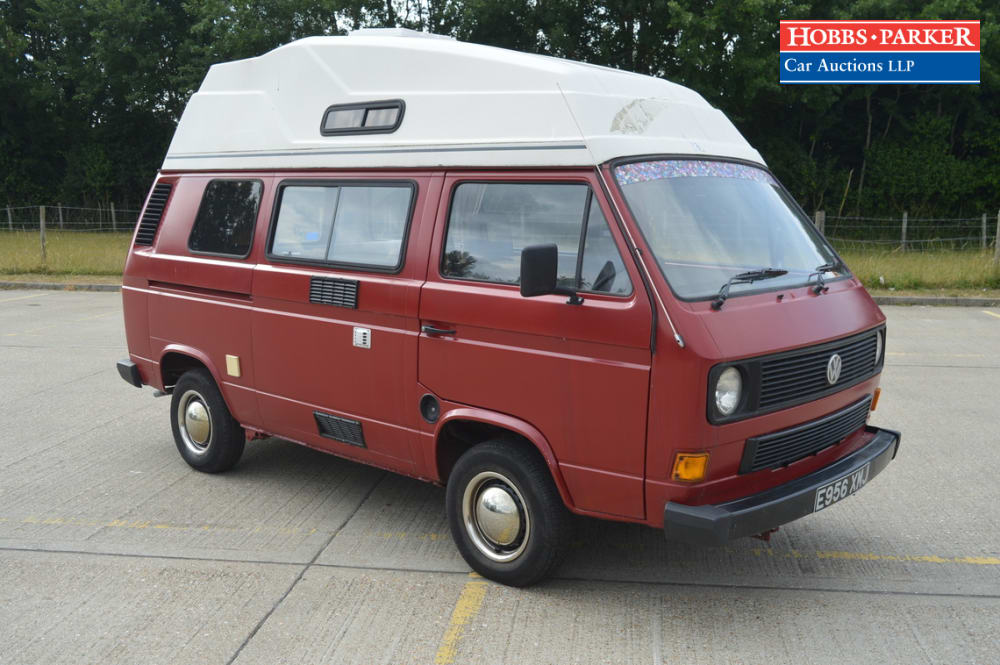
871,387,882,411
672,453,709,482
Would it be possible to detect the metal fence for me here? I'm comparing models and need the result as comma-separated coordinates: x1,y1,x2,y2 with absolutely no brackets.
814,210,1000,254
3,204,999,265
3,204,140,233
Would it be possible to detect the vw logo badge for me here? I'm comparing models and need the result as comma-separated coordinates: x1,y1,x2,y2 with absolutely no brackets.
826,353,842,385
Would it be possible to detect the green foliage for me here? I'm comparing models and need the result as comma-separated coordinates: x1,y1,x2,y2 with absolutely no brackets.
1,0,996,217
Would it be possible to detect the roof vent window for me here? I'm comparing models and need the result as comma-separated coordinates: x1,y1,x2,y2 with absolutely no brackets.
320,100,404,136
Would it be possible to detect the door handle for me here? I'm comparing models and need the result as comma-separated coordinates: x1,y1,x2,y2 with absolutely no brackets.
422,325,457,336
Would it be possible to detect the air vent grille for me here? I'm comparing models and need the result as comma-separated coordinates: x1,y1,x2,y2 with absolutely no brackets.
309,276,359,309
759,333,879,409
134,183,172,246
740,396,872,474
314,412,365,447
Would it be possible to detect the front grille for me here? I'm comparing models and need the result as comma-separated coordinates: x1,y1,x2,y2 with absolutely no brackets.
740,396,872,474
758,331,879,410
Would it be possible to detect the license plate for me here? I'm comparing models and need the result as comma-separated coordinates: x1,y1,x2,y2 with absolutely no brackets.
814,463,870,512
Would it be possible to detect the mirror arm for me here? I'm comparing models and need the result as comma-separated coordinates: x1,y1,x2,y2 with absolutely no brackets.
554,287,584,305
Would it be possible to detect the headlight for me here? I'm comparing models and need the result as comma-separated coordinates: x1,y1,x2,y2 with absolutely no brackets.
875,330,884,364
714,367,743,416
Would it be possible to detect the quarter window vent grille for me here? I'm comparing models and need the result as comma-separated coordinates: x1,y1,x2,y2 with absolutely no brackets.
309,276,359,309
134,183,172,246
313,411,365,447
740,396,872,474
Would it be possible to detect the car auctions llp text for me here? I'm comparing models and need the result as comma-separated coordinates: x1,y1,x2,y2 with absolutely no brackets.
778,20,981,84
784,25,976,48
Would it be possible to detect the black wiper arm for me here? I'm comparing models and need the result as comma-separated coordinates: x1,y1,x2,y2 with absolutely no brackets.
711,268,788,310
809,261,840,295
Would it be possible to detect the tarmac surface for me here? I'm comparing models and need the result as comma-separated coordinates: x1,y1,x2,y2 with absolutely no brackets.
0,290,998,664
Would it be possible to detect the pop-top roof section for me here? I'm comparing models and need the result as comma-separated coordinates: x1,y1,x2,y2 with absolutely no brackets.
163,32,763,171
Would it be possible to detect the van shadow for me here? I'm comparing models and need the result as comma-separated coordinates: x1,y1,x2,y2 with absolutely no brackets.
235,438,878,586
558,513,907,588
236,436,382,481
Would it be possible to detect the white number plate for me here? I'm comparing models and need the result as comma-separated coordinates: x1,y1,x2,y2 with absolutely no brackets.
814,463,870,512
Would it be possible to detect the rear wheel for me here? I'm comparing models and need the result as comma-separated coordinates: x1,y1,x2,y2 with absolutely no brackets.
446,438,572,586
170,368,245,472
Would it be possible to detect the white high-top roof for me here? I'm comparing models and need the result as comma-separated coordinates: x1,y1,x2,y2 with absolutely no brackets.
163,29,764,171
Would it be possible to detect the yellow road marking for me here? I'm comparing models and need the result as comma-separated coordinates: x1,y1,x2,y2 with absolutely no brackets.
5,517,999,567
982,310,1000,320
750,547,1000,565
815,550,1000,565
5,515,314,535
0,292,51,304
2,306,117,337
377,530,444,541
435,573,489,665
75,311,118,322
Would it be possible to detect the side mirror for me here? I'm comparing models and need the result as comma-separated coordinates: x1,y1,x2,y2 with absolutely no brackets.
519,244,583,305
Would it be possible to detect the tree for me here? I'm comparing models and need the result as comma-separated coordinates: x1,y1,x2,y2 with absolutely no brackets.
0,0,996,217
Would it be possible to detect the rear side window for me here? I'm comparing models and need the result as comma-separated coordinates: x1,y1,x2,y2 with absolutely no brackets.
269,183,413,270
442,182,632,296
188,180,263,257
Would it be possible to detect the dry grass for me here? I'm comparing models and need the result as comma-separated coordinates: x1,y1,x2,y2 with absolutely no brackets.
867,287,1000,299
0,273,122,285
838,248,1000,290
0,231,130,276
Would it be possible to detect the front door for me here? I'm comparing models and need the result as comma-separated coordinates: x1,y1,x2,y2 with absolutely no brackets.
418,171,653,518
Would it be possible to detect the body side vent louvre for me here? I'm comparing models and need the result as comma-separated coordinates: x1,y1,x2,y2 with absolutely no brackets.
740,396,872,474
134,183,173,246
309,276,359,309
313,411,366,447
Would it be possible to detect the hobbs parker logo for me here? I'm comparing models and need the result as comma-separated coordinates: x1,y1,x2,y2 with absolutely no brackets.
779,20,980,84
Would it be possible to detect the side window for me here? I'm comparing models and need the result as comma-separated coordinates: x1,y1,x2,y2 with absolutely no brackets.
442,182,632,295
327,186,412,266
269,183,413,270
580,202,633,296
188,180,263,257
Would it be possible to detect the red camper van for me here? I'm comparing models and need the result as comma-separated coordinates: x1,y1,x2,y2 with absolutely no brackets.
117,30,900,586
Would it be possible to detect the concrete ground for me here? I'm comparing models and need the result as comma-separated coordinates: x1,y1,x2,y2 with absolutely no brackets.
0,290,998,664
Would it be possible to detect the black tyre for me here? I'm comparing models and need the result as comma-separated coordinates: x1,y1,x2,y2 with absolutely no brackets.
169,368,245,473
446,438,572,587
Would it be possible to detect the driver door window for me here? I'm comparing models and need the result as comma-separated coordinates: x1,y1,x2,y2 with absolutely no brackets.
442,182,632,296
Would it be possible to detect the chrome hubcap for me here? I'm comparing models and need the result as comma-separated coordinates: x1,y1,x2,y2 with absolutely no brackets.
462,471,529,562
475,486,520,546
177,390,212,455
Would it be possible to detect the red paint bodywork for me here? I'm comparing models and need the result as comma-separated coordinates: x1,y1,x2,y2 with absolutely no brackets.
121,165,886,528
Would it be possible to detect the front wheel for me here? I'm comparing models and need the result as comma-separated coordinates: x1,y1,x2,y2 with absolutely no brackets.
446,439,572,587
169,368,245,473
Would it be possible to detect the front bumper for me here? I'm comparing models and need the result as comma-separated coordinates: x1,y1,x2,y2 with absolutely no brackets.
664,426,901,546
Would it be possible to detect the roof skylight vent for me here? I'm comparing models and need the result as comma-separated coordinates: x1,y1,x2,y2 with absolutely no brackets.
348,28,455,40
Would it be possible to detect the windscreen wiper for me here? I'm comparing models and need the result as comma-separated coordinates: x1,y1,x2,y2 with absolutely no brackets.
711,268,788,310
808,261,841,295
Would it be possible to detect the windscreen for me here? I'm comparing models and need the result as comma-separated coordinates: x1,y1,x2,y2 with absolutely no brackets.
614,160,843,300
